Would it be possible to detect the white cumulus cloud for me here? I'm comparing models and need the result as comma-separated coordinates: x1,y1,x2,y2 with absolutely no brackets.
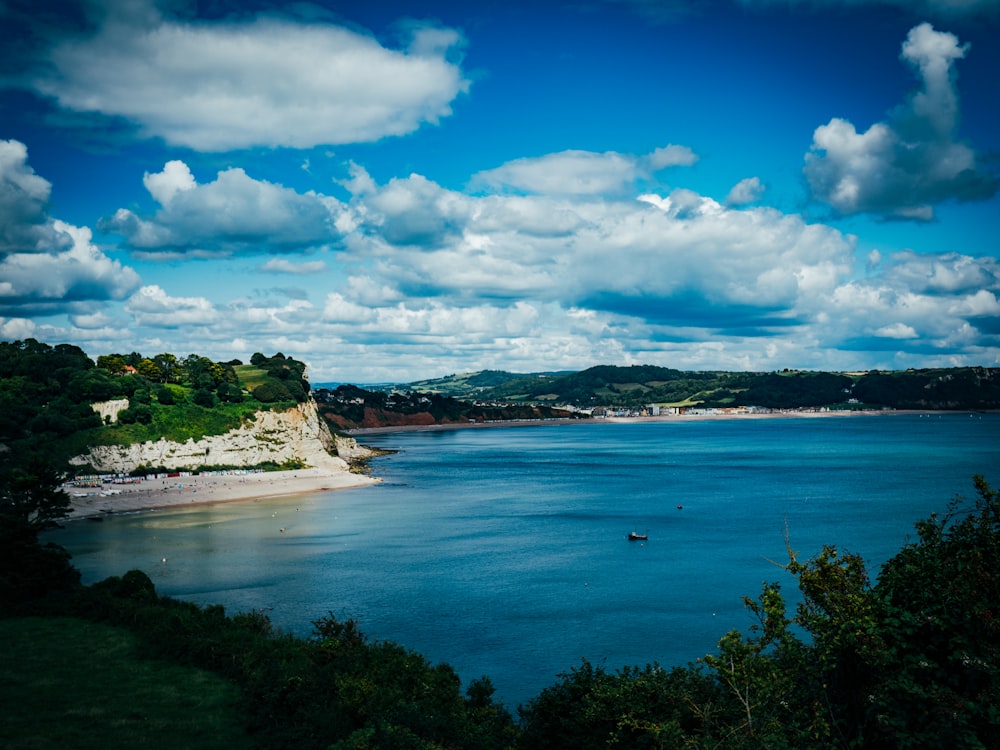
726,176,766,206
29,5,470,151
804,23,997,219
0,221,142,313
102,161,344,257
125,285,218,327
471,146,697,196
0,139,73,255
259,258,328,275
0,140,143,315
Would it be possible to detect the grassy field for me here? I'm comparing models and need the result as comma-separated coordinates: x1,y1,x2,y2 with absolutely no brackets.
233,365,271,391
0,617,252,750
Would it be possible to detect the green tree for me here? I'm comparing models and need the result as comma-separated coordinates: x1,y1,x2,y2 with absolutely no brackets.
68,368,121,402
253,382,292,403
152,352,181,383
183,355,235,390
0,455,80,601
117,403,153,424
136,357,165,382
192,388,216,408
0,457,72,536
96,353,128,375
868,476,1000,748
131,387,152,405
216,382,244,403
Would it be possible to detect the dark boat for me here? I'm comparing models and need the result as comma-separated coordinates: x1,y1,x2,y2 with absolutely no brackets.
627,531,648,541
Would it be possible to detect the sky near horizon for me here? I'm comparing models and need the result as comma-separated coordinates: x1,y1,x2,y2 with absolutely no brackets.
1,0,998,383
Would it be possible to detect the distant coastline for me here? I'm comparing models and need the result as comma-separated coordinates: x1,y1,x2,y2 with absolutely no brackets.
66,409,990,519
345,408,976,436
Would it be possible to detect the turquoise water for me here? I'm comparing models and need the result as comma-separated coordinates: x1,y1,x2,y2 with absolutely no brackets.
51,414,1000,708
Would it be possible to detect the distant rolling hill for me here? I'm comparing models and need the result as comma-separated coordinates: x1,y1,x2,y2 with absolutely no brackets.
314,370,571,399
319,365,1000,412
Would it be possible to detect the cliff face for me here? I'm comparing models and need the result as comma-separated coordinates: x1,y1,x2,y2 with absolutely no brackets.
90,398,131,424
72,400,356,474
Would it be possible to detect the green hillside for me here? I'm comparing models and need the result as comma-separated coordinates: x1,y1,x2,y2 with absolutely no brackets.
383,365,1000,411
337,369,573,399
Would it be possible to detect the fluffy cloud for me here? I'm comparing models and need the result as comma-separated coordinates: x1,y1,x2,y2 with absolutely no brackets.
27,4,469,151
879,250,999,294
804,23,997,219
0,139,73,255
811,249,1000,355
726,177,765,206
259,258,328,275
0,220,142,314
0,140,142,316
359,173,474,247
125,285,218,327
470,146,697,195
344,165,855,321
102,161,343,257
305,160,998,376
11,141,994,380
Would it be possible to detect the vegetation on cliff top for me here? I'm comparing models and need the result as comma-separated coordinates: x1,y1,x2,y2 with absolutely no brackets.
0,340,313,473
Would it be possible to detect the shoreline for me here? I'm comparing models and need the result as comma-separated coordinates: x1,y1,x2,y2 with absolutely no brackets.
66,409,988,519
345,408,972,436
65,466,379,521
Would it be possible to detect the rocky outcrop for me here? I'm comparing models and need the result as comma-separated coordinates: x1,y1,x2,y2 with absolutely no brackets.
71,401,352,475
91,398,130,424
333,434,378,462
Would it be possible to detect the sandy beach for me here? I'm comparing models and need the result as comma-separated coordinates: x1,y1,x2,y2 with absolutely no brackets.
65,467,379,520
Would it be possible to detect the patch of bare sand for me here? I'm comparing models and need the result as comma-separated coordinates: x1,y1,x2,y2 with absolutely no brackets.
66,467,379,520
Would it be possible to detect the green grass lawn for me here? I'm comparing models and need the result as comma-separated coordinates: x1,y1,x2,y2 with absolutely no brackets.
0,617,252,750
233,365,270,391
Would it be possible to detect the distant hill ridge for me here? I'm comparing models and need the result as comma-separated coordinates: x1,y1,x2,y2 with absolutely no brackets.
324,365,1000,412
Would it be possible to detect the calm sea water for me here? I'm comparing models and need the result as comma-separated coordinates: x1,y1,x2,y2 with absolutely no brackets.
51,414,1000,708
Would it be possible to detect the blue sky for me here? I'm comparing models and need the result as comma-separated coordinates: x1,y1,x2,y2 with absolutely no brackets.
1,0,998,383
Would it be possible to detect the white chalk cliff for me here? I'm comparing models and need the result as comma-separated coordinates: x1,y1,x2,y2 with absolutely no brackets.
72,400,371,475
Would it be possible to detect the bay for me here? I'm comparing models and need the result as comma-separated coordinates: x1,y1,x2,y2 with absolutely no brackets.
51,413,1000,709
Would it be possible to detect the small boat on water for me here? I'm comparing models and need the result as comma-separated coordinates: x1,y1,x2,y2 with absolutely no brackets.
627,531,648,541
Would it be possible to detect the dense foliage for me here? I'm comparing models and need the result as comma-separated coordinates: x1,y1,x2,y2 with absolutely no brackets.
0,340,104,450
314,384,579,430
375,365,1000,411
10,570,516,750
0,340,313,470
247,352,310,403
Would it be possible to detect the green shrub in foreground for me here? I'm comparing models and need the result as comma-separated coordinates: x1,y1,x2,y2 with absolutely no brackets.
40,573,518,750
0,616,252,750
